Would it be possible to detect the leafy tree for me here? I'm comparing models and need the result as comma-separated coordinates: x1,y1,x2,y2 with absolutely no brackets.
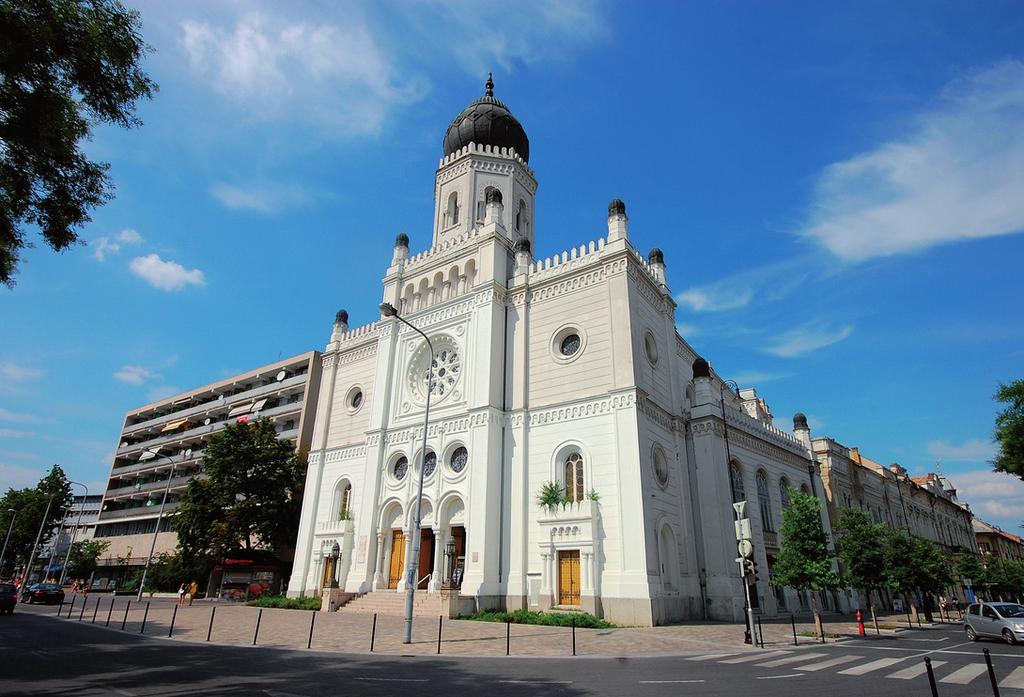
883,532,954,620
174,419,306,560
66,539,109,582
147,551,214,593
833,507,887,620
994,380,1024,481
0,0,157,286
0,465,73,576
772,489,842,634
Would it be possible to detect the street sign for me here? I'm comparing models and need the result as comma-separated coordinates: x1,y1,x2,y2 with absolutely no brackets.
738,539,754,559
734,518,751,541
732,501,747,518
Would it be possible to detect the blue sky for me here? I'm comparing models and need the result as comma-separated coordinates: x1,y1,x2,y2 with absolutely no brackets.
2,1,1023,531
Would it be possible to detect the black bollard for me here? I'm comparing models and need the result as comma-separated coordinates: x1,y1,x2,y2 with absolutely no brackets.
984,648,1001,697
819,621,825,644
906,605,913,628
78,598,87,621
91,596,101,623
168,603,178,637
106,597,115,627
253,608,263,645
437,615,443,655
791,613,798,646
757,614,764,648
307,610,317,649
370,613,377,652
58,598,65,616
924,657,939,697
140,601,150,634
506,619,511,656
206,606,216,642
572,620,577,656
121,600,131,630
66,595,76,619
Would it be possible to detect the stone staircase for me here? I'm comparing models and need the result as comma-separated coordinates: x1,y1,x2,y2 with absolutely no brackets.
340,590,448,617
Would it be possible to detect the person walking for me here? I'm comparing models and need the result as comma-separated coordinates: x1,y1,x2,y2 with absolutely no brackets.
177,582,186,606
188,579,198,606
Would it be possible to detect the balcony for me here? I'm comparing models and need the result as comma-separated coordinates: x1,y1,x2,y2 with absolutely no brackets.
315,519,354,538
762,530,779,549
98,501,181,522
104,474,196,500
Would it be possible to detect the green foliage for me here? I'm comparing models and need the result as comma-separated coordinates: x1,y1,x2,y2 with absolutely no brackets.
537,481,564,508
772,489,842,596
466,608,613,628
0,0,157,286
146,551,214,593
247,595,321,610
173,419,307,559
954,553,985,585
67,539,109,581
994,379,1024,481
338,509,353,522
586,488,600,502
0,465,73,575
980,557,1024,597
882,530,953,595
834,508,888,603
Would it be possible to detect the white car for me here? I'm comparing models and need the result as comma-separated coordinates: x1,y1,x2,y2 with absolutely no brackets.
965,602,1024,644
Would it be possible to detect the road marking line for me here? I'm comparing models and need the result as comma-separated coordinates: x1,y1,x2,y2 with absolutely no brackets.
795,655,862,671
838,657,905,675
720,651,791,663
1000,666,1024,690
939,664,988,684
887,661,946,679
901,637,949,642
497,680,574,685
639,680,706,684
756,673,805,680
685,653,740,661
354,678,428,683
757,653,827,667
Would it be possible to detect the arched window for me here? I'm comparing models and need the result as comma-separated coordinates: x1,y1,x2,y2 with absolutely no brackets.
446,192,459,226
516,199,527,232
337,481,352,521
757,471,773,531
658,524,679,592
779,477,791,509
729,462,745,505
800,483,811,496
565,452,584,503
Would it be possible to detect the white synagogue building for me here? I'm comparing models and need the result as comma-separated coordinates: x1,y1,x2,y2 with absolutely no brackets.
288,77,837,625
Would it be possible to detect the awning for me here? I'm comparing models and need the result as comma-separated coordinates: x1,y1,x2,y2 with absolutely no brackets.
227,402,254,417
138,449,160,462
161,418,189,432
251,398,268,413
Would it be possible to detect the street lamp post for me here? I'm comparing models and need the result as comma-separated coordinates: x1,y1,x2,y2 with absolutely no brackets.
0,508,17,574
22,494,55,596
137,449,192,601
58,482,89,587
379,301,433,645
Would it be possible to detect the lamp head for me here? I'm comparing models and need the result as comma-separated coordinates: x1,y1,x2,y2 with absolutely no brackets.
379,302,398,317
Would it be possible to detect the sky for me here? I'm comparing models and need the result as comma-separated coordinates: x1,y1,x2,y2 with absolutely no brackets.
1,0,1023,531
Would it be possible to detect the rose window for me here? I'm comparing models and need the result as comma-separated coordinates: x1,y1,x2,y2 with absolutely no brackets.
407,334,462,405
429,349,461,397
450,446,468,473
423,451,437,478
393,456,408,482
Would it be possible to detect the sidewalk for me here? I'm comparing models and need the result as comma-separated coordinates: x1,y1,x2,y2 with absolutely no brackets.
25,599,960,658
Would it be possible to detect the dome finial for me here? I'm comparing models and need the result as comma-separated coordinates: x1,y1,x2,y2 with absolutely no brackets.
485,72,494,97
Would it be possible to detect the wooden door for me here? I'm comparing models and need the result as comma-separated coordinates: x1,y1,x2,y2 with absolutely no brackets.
558,550,580,606
417,529,434,589
388,530,405,589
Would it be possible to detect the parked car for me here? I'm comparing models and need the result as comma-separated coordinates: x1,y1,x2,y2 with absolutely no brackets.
0,583,17,615
20,583,65,605
965,602,1024,644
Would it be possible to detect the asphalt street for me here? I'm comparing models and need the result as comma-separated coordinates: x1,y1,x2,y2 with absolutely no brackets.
2,607,1023,696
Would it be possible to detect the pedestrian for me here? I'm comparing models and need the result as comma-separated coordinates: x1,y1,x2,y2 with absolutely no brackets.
71,580,78,594
82,580,89,600
177,582,187,606
188,579,198,606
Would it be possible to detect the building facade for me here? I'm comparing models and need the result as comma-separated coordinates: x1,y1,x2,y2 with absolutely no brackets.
40,494,103,579
92,352,321,586
287,78,838,625
974,518,1024,562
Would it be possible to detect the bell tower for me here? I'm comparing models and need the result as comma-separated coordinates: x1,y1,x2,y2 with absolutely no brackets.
432,75,537,249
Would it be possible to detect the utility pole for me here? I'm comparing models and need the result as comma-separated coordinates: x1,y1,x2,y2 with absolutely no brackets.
733,501,757,645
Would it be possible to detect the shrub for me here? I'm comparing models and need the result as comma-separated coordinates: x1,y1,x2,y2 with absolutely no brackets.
246,595,321,610
537,482,564,508
465,608,613,629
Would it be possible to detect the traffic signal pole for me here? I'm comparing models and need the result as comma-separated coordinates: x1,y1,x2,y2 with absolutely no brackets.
738,557,756,645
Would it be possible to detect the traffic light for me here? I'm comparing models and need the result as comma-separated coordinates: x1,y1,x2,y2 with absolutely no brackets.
743,558,761,582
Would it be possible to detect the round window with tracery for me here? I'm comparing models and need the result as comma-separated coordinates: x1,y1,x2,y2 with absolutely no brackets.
653,446,669,487
449,446,468,474
422,451,437,478
560,334,581,357
392,456,409,482
408,334,462,405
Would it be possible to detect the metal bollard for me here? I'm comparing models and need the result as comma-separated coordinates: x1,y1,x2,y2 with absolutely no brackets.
92,596,101,623
924,657,939,697
984,648,1001,697
253,608,263,645
506,619,511,656
370,613,377,652
78,598,87,621
206,606,216,642
307,610,317,649
58,598,65,616
106,597,115,627
168,603,178,638
437,615,443,655
756,614,764,648
121,600,131,630
572,620,577,656
791,613,798,646
819,622,825,644
140,601,150,634
67,595,76,619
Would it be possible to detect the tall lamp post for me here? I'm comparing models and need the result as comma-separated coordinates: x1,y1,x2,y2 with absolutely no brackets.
137,448,192,601
57,482,88,587
0,508,17,575
379,301,433,645
21,494,55,597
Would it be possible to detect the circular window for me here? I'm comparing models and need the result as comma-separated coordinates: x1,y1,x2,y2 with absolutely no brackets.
550,325,587,363
653,446,669,487
644,331,659,366
408,335,462,405
560,334,581,357
392,456,409,482
345,386,364,413
422,451,437,478
449,446,468,474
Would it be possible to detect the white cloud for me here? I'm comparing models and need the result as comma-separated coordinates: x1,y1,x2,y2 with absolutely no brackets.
947,469,1024,526
129,254,206,291
0,361,43,381
926,438,998,463
0,462,40,488
113,365,156,385
800,61,1024,260
763,323,854,358
730,371,793,385
675,256,815,313
92,228,143,261
0,408,48,423
677,286,753,312
0,428,36,438
210,182,312,213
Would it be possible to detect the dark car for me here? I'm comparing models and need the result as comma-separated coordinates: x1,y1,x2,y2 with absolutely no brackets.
0,583,16,615
21,583,65,605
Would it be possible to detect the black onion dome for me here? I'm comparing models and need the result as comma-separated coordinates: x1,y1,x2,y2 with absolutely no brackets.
793,412,809,430
608,198,626,217
443,74,530,162
486,187,503,205
648,248,664,265
335,309,349,325
394,233,409,248
692,357,711,379
514,238,531,253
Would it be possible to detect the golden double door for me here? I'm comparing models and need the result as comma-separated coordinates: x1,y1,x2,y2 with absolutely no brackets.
388,530,405,589
558,550,580,606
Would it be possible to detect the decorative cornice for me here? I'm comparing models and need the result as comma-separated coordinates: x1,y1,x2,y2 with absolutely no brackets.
516,391,637,427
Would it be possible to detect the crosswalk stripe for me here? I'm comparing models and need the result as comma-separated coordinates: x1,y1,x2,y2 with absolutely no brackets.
684,654,739,661
720,651,791,664
838,658,905,676
757,653,827,667
887,661,946,679
795,655,862,672
1000,666,1024,690
939,664,988,685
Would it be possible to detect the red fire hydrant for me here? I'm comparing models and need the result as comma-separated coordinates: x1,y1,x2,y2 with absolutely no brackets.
857,609,866,636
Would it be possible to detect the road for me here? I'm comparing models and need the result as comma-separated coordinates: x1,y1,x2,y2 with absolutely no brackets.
2,606,1023,696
